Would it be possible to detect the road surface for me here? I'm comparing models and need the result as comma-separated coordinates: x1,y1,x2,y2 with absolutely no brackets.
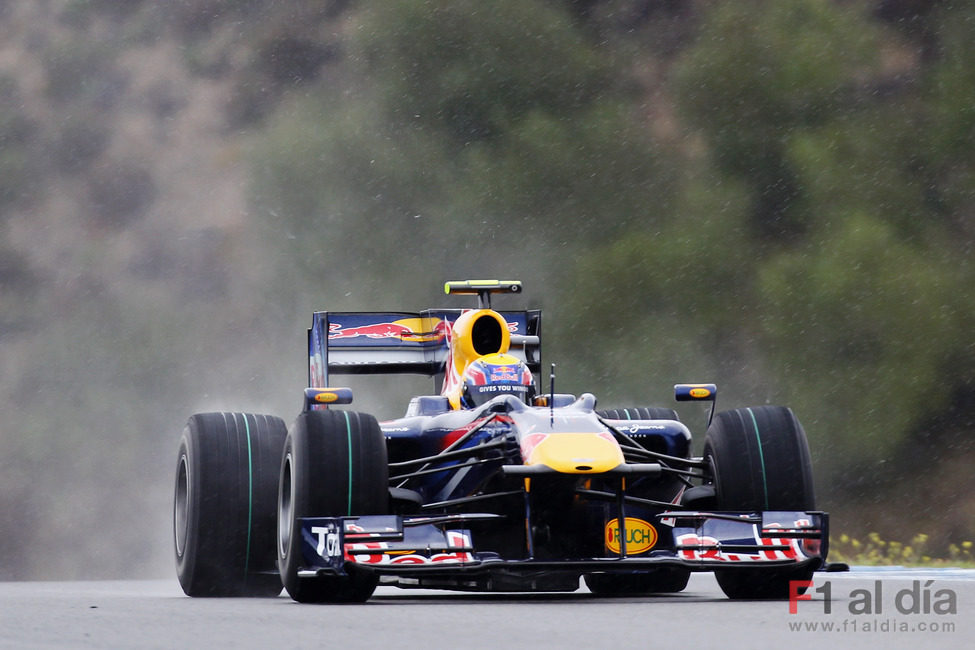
0,568,971,649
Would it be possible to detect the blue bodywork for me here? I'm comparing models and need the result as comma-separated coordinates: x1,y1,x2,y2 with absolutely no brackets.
294,392,826,591
288,285,829,593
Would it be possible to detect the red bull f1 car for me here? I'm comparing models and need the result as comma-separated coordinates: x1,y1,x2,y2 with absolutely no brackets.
174,280,830,602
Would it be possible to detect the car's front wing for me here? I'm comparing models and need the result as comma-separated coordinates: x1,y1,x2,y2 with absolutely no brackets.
295,510,827,580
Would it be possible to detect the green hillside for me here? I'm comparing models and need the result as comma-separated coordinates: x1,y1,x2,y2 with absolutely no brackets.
0,0,971,579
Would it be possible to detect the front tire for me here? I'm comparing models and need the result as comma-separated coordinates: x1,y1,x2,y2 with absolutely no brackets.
174,412,287,597
704,406,817,599
277,410,388,603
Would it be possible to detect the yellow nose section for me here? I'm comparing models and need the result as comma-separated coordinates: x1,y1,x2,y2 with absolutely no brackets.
527,433,624,473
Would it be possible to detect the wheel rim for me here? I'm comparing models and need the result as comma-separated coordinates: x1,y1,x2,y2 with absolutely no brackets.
278,452,294,558
174,453,189,558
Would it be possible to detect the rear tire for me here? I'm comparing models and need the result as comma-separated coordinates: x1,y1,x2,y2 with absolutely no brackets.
277,410,388,603
704,406,817,599
174,412,287,597
597,407,679,421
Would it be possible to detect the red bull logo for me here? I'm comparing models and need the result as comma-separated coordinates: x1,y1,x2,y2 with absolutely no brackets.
489,366,519,382
491,373,519,382
328,318,450,342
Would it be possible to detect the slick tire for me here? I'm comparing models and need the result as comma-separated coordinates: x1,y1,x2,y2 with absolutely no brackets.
598,403,689,476
597,407,679,422
585,567,691,595
277,410,388,603
174,412,287,597
704,406,817,599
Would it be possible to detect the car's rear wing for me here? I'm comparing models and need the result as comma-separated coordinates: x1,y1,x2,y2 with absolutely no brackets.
309,309,541,389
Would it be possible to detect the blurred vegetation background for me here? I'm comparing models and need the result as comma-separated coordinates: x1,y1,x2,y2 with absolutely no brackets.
0,0,971,579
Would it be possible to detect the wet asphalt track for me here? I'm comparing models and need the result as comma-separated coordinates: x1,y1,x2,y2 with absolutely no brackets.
1,569,972,649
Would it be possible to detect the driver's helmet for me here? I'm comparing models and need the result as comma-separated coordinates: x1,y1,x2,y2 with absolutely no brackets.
461,353,536,408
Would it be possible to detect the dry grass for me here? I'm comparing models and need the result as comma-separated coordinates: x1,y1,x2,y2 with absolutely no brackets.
830,533,975,567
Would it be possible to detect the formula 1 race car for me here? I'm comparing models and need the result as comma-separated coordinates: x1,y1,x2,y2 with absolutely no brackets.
174,280,829,602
